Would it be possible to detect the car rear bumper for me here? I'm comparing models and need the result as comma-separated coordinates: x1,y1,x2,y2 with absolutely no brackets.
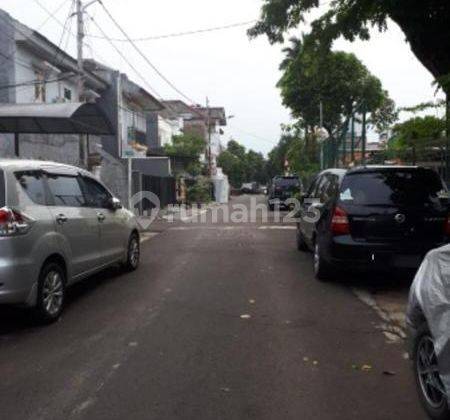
0,258,37,305
327,236,447,272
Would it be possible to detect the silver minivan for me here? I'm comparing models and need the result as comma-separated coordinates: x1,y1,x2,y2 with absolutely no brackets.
0,159,140,322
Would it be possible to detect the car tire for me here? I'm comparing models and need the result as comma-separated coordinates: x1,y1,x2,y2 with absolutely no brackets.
296,227,308,252
413,324,450,420
313,240,332,281
124,233,140,272
35,261,66,323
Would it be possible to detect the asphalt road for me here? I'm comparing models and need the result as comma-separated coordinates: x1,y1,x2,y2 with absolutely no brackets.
0,195,425,419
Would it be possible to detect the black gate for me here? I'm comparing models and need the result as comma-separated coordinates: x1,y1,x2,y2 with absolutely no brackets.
141,175,176,210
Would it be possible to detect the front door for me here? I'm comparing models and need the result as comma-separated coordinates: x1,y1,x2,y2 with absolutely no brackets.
46,173,101,277
80,176,127,265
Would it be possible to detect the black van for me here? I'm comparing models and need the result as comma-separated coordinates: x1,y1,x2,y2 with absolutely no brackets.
296,166,450,280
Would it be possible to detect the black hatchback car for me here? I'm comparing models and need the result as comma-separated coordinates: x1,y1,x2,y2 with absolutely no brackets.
296,166,450,280
268,175,303,210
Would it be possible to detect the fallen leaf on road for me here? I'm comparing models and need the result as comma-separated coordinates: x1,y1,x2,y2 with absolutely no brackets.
128,342,138,347
303,357,309,362
221,387,231,393
361,364,372,372
240,314,251,319
249,299,256,304
312,361,319,366
382,371,396,376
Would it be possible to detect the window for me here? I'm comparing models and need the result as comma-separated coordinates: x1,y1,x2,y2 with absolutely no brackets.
15,171,46,205
63,88,72,101
340,169,446,207
81,177,111,209
47,175,85,207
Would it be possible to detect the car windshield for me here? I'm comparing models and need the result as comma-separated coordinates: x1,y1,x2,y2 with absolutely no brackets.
340,170,447,206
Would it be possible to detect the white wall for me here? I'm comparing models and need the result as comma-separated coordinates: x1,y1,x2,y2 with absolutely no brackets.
14,46,77,104
158,115,183,147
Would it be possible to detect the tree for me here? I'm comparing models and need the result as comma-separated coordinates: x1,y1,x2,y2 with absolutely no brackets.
249,0,450,93
218,140,269,188
390,115,446,164
164,133,205,176
277,36,396,165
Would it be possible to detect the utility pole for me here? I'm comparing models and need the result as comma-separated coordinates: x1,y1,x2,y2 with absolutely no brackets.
76,0,84,101
76,0,88,168
361,105,367,166
350,114,355,163
206,97,212,177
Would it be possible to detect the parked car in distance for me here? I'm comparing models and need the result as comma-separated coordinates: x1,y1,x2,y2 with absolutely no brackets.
407,245,450,420
296,166,450,280
0,160,140,322
268,175,303,210
241,182,259,194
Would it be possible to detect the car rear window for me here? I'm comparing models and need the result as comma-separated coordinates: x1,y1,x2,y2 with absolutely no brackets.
15,171,47,205
0,169,4,207
340,169,446,206
275,177,301,188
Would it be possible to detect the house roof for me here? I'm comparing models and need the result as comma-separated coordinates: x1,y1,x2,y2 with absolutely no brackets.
0,102,114,135
9,13,108,92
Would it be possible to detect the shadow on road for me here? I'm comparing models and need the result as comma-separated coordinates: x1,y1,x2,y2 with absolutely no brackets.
0,266,126,336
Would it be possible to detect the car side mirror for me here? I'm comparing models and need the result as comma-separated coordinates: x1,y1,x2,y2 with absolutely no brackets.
109,197,122,211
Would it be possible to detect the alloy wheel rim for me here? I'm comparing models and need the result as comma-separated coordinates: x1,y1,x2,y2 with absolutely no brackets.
129,238,140,268
417,335,446,409
42,271,64,316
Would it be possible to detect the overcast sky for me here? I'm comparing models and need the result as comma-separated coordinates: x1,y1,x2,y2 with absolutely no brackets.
2,0,445,155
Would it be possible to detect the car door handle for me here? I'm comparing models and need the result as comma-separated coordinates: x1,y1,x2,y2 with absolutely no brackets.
97,212,105,222
56,214,68,224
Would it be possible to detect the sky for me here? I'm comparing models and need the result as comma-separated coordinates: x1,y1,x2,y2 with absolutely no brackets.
1,0,445,155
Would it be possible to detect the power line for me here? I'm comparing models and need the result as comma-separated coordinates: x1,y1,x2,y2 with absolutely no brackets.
0,74,76,91
97,0,198,105
32,0,76,36
87,20,257,42
228,125,279,145
86,13,163,100
34,0,72,31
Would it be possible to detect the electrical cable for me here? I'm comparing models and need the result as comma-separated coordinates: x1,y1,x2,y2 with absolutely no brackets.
86,13,163,100
87,20,257,42
97,0,197,105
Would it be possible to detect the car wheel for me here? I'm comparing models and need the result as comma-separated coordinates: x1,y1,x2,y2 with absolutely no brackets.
313,241,332,281
36,262,66,323
414,325,450,420
124,233,140,271
296,227,308,252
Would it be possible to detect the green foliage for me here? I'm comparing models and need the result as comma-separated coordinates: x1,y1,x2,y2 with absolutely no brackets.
218,140,269,188
267,124,319,184
277,35,396,142
164,133,205,159
164,133,205,177
186,177,212,204
388,116,446,163
249,0,450,87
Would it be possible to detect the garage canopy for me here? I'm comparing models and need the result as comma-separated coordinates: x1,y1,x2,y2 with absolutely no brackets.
0,102,114,135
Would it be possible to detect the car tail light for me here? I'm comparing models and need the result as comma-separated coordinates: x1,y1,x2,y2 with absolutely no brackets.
0,207,33,237
331,206,350,236
445,215,450,236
